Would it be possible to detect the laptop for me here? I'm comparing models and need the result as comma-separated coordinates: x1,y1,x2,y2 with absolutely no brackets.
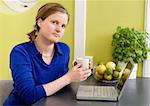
76,61,134,101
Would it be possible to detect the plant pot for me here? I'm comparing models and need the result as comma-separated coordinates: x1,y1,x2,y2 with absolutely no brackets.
129,63,137,79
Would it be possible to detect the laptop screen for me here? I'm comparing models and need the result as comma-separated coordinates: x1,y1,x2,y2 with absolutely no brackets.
116,61,134,92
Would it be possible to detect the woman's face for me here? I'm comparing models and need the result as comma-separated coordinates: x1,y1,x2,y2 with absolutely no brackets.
37,12,68,43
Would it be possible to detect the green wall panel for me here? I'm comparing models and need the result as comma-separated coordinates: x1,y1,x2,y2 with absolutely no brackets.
0,0,74,79
86,0,145,77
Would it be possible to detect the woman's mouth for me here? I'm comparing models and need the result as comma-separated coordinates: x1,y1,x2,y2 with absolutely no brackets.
53,33,61,37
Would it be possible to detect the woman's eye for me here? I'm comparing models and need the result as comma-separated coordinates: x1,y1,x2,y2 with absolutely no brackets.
52,21,57,24
62,24,66,28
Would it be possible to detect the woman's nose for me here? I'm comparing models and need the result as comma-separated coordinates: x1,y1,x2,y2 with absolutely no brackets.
56,25,62,32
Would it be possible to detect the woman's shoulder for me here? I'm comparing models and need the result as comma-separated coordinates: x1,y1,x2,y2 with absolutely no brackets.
12,42,32,49
56,42,70,53
57,42,70,50
11,41,33,53
56,42,70,49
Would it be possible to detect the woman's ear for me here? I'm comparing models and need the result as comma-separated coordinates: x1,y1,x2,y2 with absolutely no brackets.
37,18,43,28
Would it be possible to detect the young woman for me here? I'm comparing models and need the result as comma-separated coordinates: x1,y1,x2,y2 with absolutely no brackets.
4,3,91,105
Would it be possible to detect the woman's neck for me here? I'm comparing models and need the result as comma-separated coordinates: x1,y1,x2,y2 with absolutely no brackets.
34,37,55,57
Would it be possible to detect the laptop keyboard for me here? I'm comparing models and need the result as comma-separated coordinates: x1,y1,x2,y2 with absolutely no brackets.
77,85,118,100
93,86,117,97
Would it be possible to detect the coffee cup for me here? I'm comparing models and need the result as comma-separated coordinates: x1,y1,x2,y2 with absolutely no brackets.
84,56,93,70
73,57,90,70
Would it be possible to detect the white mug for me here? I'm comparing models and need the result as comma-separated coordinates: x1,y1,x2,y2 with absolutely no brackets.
84,56,93,70
73,57,90,70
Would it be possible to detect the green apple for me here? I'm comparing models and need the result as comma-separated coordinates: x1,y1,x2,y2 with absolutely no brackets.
104,73,112,81
105,68,113,75
113,71,119,78
116,65,122,72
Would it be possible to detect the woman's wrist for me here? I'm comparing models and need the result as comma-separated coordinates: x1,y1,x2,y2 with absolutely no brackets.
64,72,72,84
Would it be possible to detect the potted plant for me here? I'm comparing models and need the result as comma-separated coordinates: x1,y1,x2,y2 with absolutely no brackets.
112,26,149,78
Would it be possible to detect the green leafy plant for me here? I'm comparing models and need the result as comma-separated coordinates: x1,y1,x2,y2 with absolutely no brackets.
112,26,149,63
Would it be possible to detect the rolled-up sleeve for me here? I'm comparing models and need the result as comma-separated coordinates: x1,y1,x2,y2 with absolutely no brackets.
10,46,46,104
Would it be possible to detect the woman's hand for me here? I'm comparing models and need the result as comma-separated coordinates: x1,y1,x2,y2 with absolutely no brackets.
43,63,91,97
66,63,92,83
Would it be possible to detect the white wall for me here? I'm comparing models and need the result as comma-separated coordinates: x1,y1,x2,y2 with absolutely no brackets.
143,0,150,77
74,0,86,58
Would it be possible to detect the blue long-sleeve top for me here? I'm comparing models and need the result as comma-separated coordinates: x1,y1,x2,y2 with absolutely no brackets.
3,41,70,105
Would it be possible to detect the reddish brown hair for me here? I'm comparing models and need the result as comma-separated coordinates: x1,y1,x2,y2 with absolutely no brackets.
27,3,70,41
